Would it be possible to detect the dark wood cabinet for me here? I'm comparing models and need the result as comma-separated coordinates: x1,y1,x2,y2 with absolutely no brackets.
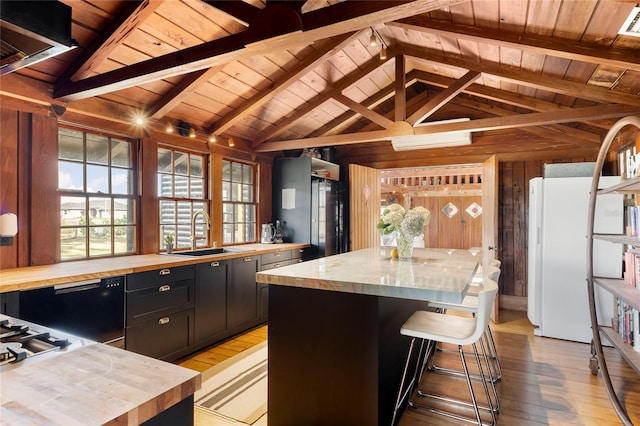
0,291,19,317
125,265,195,361
194,259,228,351
228,255,259,333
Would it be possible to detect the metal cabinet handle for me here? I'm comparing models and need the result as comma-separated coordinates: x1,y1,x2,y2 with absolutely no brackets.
159,285,171,292
211,261,220,267
273,252,281,257
243,257,252,262
159,269,171,276
158,317,170,325
274,263,281,268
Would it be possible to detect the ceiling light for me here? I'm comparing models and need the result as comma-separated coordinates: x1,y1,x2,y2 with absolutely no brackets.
208,134,217,143
390,118,472,151
188,127,196,138
369,29,377,47
380,46,387,60
228,137,235,147
165,122,174,133
134,116,145,126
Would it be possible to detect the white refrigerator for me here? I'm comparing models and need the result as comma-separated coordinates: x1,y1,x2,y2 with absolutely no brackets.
527,175,623,344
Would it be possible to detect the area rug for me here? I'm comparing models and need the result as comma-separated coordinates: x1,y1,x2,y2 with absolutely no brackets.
194,341,268,425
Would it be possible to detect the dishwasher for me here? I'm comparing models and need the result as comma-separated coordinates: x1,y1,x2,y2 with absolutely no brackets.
19,276,125,347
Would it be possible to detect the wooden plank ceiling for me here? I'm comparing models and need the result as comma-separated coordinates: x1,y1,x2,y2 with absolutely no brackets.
3,0,640,165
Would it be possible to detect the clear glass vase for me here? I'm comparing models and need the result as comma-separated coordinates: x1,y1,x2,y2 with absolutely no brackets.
396,231,414,261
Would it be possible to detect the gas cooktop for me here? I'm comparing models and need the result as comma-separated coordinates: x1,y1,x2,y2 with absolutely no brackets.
0,314,93,371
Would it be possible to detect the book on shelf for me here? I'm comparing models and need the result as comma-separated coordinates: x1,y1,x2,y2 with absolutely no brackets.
614,298,640,352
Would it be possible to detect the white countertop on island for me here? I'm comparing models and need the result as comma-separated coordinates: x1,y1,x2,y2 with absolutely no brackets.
256,247,481,303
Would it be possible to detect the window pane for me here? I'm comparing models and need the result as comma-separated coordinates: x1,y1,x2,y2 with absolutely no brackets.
87,164,108,193
231,162,242,183
174,175,188,197
234,224,245,243
177,202,192,226
60,196,86,227
59,128,83,161
246,205,256,222
114,225,134,254
176,224,191,248
223,203,233,222
89,197,112,225
115,198,134,225
158,148,172,172
190,177,204,199
223,223,233,244
242,184,253,202
174,151,188,175
191,155,203,177
60,227,86,260
112,168,132,195
160,200,175,224
242,164,252,184
86,134,109,165
111,139,131,167
222,160,230,181
89,230,111,257
232,182,239,201
158,174,173,197
222,181,231,201
246,222,255,241
59,161,84,191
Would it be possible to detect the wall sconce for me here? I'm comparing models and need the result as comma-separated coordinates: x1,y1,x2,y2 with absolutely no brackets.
0,213,18,246
228,137,235,147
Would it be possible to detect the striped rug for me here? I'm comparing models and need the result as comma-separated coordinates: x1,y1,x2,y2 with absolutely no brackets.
194,341,268,425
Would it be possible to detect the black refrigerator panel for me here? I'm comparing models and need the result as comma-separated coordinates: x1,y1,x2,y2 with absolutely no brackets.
312,178,341,257
273,158,312,245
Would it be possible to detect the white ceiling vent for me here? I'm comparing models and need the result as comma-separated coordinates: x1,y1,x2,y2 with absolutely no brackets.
618,7,640,37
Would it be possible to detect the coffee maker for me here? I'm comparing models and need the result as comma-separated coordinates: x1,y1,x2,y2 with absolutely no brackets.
261,223,275,244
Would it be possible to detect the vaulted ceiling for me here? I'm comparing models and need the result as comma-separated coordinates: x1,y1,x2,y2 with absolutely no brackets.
2,0,640,166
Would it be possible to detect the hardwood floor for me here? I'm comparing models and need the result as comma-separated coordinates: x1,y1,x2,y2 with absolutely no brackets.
176,311,640,425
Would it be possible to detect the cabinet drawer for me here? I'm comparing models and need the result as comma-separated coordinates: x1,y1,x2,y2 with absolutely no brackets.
261,259,293,271
126,278,194,325
291,248,305,260
126,265,195,291
125,308,194,361
261,250,292,265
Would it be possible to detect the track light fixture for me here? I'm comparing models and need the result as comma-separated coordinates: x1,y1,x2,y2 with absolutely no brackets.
228,137,235,147
208,134,217,143
165,121,174,133
380,46,387,60
188,127,196,138
369,28,377,47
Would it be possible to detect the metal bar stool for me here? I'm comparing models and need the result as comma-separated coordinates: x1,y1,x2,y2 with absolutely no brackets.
392,279,499,426
428,265,503,385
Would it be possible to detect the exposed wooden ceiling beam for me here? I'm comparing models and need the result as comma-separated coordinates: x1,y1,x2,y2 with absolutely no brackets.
390,17,640,72
332,93,394,128
150,65,226,119
253,54,392,146
56,0,162,85
449,97,601,146
208,31,358,136
254,104,637,152
411,70,614,130
408,70,480,125
398,43,640,107
395,54,406,122
54,0,461,101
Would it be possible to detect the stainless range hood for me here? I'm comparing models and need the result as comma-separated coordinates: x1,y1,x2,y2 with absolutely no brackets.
1,0,77,75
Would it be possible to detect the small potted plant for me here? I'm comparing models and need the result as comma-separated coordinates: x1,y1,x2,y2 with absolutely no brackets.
164,232,174,253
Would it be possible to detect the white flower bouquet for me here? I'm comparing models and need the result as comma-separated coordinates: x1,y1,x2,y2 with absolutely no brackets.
377,204,431,239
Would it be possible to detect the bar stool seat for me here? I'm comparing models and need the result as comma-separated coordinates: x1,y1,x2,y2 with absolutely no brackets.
392,279,499,426
428,265,503,384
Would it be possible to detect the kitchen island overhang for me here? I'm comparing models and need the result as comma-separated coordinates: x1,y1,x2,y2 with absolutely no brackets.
257,247,481,425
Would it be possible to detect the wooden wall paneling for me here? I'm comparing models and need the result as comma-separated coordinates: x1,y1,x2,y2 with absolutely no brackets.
463,194,482,248
348,164,381,251
30,114,59,266
0,109,19,269
500,162,515,296
436,196,464,249
139,136,158,254
17,112,30,268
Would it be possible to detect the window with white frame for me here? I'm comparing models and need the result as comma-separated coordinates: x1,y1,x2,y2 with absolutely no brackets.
222,159,257,244
158,147,208,250
58,127,137,260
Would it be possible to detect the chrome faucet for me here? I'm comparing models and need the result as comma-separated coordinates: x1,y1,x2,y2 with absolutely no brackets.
191,210,211,250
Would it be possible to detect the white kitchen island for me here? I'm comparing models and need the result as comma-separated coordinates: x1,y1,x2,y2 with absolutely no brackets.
256,247,480,425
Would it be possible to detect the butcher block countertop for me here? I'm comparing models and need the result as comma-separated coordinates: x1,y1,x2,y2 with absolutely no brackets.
1,342,201,425
0,243,308,293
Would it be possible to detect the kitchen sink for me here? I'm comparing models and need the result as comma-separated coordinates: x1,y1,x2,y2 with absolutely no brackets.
169,247,255,256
